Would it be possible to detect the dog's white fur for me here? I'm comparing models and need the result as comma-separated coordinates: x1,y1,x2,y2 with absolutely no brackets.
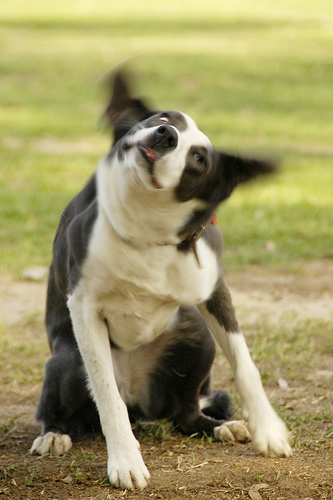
31,112,291,490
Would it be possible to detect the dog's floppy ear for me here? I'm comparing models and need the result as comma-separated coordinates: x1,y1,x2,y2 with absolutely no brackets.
104,71,155,142
175,149,277,205
215,150,277,199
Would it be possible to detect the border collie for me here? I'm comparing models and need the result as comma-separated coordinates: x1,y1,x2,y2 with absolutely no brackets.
31,72,291,489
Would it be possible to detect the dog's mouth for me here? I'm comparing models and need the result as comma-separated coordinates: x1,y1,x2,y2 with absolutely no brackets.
138,144,162,189
138,144,157,164
122,139,162,189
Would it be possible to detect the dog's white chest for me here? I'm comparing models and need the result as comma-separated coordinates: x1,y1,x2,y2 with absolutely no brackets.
81,220,218,349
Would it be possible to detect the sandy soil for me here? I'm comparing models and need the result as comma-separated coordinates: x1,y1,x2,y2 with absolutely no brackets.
0,261,332,499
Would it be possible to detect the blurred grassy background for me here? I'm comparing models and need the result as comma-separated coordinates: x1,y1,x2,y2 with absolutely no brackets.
1,0,332,273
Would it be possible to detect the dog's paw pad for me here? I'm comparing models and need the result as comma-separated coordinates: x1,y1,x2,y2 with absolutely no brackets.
30,432,72,456
214,420,251,443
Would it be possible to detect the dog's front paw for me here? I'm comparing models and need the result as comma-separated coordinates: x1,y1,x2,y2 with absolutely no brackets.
108,439,150,490
249,411,292,458
30,432,72,456
213,420,251,443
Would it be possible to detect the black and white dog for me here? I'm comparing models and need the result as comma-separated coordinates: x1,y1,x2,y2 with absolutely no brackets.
31,73,291,489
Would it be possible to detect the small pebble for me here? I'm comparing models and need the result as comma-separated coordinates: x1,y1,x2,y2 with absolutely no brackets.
21,266,48,282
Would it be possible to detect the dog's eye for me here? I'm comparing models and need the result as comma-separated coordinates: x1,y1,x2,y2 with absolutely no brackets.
192,152,205,167
160,115,169,123
193,152,203,163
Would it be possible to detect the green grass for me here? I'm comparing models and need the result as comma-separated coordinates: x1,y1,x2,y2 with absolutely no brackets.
247,318,333,383
0,313,47,388
1,0,333,273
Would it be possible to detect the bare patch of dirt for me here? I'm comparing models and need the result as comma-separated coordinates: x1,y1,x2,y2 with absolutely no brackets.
0,262,332,499
225,260,333,324
0,274,46,326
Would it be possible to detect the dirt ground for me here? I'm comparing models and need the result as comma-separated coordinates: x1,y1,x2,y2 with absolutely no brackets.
0,261,332,499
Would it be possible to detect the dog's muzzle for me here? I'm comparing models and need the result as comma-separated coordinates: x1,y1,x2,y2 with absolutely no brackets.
122,125,178,157
121,125,178,189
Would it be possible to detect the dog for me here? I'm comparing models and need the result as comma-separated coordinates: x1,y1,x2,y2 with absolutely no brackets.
30,72,291,489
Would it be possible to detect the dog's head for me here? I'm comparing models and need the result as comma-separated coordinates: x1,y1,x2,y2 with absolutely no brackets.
102,72,276,240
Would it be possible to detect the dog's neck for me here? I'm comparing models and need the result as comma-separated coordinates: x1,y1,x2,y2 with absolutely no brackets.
98,159,203,245
97,157,217,267
100,201,216,269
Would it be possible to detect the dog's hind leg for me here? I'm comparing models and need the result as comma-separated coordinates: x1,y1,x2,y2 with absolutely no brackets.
31,267,100,456
142,306,249,443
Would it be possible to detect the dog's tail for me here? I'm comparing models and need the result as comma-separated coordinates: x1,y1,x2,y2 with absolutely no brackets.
199,390,233,421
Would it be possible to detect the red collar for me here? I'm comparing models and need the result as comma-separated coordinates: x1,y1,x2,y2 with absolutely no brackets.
210,212,218,226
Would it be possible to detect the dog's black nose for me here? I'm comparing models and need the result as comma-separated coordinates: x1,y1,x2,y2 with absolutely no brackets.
154,125,178,151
